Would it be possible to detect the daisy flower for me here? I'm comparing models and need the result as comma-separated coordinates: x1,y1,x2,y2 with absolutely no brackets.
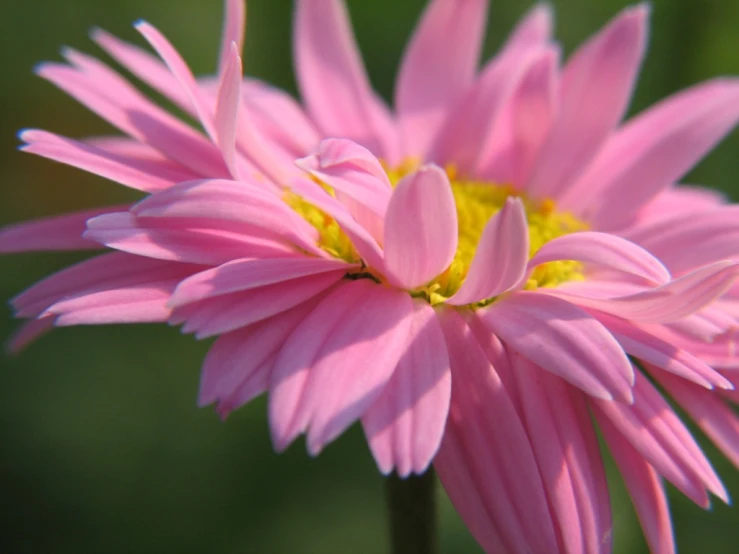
3,1,739,553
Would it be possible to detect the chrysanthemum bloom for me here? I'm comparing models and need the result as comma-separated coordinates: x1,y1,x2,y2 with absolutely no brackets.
3,1,739,552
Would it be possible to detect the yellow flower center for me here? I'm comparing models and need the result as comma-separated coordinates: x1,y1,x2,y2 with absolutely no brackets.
288,162,588,305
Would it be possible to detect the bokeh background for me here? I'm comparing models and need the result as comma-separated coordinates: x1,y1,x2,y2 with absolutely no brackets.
1,1,738,552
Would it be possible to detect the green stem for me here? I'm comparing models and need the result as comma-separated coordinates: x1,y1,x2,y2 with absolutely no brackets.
385,469,438,554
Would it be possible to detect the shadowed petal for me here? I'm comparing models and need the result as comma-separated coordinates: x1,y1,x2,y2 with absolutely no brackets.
527,5,649,199
434,309,560,554
480,292,634,402
362,300,451,477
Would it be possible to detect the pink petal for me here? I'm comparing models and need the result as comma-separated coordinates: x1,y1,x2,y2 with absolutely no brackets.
214,43,243,180
290,178,384,270
527,5,649,199
12,252,201,318
36,61,228,178
655,370,739,469
293,0,393,157
383,165,457,289
566,79,739,226
85,212,296,265
135,21,217,140
199,299,319,411
132,179,321,255
447,197,528,305
434,309,559,554
511,355,612,554
269,279,413,453
174,271,345,339
505,3,554,49
395,0,488,157
480,291,634,402
528,232,671,285
91,28,190,113
6,315,56,354
428,44,544,174
361,300,451,477
592,311,732,390
217,0,246,76
597,413,676,554
477,46,558,186
296,138,392,217
240,77,320,157
553,260,739,323
0,206,124,253
20,130,193,192
170,257,353,308
592,371,728,507
46,281,180,326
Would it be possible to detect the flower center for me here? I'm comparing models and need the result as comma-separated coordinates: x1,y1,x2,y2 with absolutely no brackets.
289,163,588,304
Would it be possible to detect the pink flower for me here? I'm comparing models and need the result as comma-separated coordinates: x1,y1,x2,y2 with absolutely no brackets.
3,1,739,552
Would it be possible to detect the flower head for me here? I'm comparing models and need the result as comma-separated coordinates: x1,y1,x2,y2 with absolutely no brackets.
3,1,739,553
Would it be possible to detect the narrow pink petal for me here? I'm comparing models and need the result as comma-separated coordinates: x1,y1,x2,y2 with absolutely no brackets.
293,0,390,155
170,257,353,308
296,138,392,217
636,184,727,225
20,130,191,192
132,179,321,255
528,232,671,284
198,299,318,411
12,252,201,318
477,47,558,185
218,0,246,75
527,5,649,199
91,28,190,112
215,43,243,179
447,198,528,305
511,354,612,554
35,62,228,178
622,206,739,275
240,77,320,157
655,370,739,469
135,21,217,140
480,292,634,402
597,414,676,554
0,206,123,253
303,287,414,455
46,281,179,326
553,260,739,323
175,271,344,339
505,3,554,49
7,315,56,354
268,280,412,452
592,311,732,390
428,45,543,174
395,0,488,157
361,300,451,477
85,212,296,265
290,178,384,270
592,371,728,507
434,309,559,554
384,166,457,289
566,79,739,226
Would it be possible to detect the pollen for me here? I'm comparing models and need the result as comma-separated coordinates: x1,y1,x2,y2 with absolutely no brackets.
388,163,588,305
289,162,587,304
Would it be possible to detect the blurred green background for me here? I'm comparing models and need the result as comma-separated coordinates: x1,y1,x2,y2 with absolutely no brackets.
1,1,738,552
